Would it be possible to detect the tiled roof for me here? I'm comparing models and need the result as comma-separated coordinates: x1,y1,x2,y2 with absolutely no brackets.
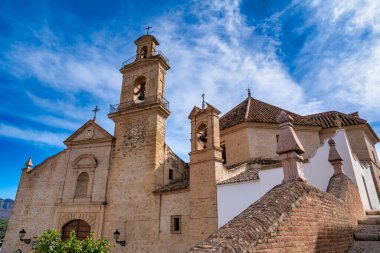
220,158,280,185
218,168,260,185
304,111,367,128
225,158,279,170
220,97,320,130
153,179,189,193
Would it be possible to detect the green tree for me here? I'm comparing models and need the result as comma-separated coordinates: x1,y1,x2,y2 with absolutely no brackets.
0,219,9,247
35,229,109,253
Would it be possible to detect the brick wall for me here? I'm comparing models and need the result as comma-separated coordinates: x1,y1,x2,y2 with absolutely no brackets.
188,174,364,253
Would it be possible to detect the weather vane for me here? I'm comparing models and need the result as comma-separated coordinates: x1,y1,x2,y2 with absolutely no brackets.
145,26,152,35
202,93,206,109
92,105,100,120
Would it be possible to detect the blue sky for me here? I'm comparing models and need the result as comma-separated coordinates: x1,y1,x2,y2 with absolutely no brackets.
1,0,380,199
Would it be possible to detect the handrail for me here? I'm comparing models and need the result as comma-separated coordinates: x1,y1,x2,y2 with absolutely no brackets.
121,51,169,68
109,94,170,114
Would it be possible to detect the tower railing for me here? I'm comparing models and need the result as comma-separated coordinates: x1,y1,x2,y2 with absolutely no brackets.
109,94,170,114
121,51,169,68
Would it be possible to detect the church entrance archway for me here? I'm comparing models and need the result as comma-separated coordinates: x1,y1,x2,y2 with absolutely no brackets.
62,219,91,240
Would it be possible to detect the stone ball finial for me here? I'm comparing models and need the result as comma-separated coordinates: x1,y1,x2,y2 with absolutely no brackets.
277,111,294,125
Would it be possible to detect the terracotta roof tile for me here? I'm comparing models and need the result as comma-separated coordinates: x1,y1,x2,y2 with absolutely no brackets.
218,168,260,185
304,111,367,128
225,158,279,170
220,97,319,130
220,158,280,185
153,179,189,193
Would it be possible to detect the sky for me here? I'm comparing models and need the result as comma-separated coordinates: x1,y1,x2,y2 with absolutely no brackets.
1,0,380,199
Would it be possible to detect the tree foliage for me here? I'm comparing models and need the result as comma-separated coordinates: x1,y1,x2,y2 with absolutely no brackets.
0,218,9,244
35,229,109,253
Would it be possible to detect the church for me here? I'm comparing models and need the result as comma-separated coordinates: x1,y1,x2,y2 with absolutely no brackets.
3,34,380,253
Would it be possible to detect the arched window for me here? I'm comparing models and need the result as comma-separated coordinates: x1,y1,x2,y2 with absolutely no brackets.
196,123,208,150
62,219,91,241
75,172,89,198
140,46,148,59
133,76,146,102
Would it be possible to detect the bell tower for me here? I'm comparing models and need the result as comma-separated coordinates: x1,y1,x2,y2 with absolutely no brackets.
118,34,170,106
188,103,225,243
105,34,170,252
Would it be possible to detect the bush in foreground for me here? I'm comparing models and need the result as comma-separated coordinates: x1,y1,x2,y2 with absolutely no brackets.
35,229,109,253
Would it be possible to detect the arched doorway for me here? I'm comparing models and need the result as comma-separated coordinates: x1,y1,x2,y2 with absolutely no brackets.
62,219,91,240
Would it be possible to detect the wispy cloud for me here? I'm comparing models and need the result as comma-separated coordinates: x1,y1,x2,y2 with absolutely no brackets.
0,123,67,147
4,30,122,100
153,0,323,157
290,0,380,122
1,0,379,160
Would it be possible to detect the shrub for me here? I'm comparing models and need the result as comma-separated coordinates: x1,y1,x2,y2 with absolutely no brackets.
35,229,109,253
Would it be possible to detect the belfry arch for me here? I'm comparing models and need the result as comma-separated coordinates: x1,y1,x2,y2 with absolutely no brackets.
133,76,147,102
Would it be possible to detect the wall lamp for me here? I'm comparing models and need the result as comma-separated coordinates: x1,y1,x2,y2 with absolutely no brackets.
19,229,31,244
113,229,126,246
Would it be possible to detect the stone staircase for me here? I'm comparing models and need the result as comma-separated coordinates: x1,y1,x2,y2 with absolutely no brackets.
347,211,380,253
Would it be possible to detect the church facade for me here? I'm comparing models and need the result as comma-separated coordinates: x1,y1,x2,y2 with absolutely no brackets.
3,34,380,253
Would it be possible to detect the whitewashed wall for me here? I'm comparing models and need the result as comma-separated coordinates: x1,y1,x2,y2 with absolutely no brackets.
217,168,283,227
217,129,380,227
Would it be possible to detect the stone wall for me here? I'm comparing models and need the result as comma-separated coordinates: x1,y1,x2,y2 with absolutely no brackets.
221,124,320,167
2,151,66,253
221,126,250,166
188,174,364,253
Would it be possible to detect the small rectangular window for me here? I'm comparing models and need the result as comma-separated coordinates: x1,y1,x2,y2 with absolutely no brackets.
221,144,227,164
276,134,279,143
169,169,173,180
170,215,181,234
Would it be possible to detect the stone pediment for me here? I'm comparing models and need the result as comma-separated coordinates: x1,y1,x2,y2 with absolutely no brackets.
64,120,113,146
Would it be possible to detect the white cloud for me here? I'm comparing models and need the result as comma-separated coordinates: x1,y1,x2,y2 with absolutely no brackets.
3,29,123,101
152,0,322,157
0,123,67,147
2,0,379,159
291,0,380,123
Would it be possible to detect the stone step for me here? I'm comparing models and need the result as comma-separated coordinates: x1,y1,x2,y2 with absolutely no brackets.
358,216,380,225
366,210,380,216
354,225,380,241
347,241,380,253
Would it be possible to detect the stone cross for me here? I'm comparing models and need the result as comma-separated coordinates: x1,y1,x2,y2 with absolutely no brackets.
276,110,307,183
92,106,100,120
328,138,344,175
145,26,152,35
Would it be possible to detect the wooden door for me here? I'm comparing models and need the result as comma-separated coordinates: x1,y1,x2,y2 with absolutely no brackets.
62,219,91,240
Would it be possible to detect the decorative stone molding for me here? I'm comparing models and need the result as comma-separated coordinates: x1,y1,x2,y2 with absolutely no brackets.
122,120,148,156
58,212,96,229
73,154,97,169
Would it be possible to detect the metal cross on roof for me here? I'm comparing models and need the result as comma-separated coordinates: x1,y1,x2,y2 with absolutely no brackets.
202,93,206,109
246,88,252,98
145,26,152,35
92,105,100,120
